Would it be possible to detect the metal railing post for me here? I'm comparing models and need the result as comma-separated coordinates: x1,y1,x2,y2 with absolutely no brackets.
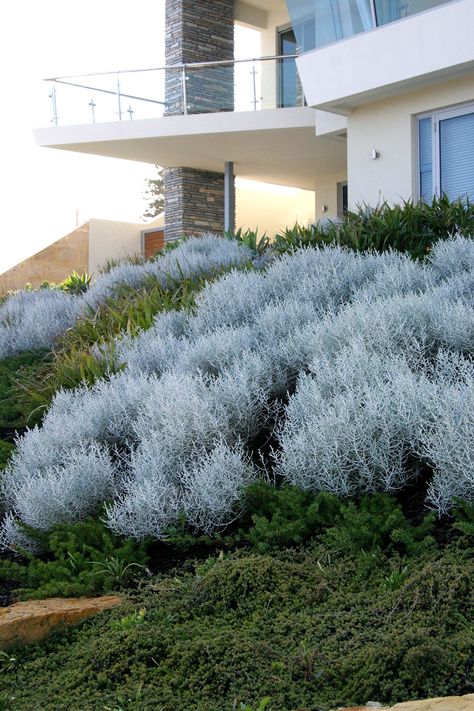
182,65,188,115
117,78,122,120
49,82,58,126
251,64,257,110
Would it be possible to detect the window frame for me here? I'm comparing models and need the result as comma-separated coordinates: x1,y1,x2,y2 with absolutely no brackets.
416,101,474,201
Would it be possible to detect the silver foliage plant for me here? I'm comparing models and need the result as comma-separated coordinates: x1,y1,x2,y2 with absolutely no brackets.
0,235,253,359
0,289,82,360
2,235,474,546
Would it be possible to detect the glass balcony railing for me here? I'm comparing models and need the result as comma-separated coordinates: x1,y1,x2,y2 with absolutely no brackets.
285,0,453,52
41,55,305,127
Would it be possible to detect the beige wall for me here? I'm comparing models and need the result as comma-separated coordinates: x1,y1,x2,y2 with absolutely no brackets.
0,216,167,293
347,76,474,209
88,216,164,275
0,225,89,293
314,170,348,221
236,178,315,235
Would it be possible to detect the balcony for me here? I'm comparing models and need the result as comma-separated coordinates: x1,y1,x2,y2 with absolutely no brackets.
34,54,348,193
291,0,474,113
39,55,305,128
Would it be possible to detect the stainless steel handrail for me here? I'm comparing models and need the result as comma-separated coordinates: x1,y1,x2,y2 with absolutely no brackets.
42,54,299,82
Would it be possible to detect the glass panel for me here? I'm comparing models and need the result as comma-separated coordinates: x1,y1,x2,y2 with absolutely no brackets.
418,117,433,201
278,28,299,108
440,112,474,202
286,0,374,51
374,0,450,26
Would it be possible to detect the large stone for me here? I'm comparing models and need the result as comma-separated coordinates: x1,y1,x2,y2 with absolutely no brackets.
0,596,122,649
335,695,474,711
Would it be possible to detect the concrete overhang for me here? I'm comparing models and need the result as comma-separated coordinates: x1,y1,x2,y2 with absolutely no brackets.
34,108,347,191
297,0,474,114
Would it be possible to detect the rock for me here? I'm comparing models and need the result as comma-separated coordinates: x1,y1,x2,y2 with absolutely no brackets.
335,694,474,711
390,696,474,711
0,595,122,649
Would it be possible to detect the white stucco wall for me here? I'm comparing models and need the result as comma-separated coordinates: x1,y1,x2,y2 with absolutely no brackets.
236,178,315,235
88,216,164,275
347,76,474,209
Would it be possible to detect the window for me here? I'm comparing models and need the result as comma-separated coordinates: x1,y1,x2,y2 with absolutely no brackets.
277,25,309,107
278,27,299,108
337,181,349,218
374,0,449,26
418,104,474,203
286,0,452,51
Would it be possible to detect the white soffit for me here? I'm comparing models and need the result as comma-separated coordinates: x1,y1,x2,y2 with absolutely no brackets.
33,108,347,191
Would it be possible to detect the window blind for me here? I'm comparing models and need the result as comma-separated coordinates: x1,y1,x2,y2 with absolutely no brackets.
440,112,474,202
419,117,433,201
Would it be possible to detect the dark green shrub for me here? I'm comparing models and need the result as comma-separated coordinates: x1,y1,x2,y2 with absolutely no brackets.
0,518,150,599
0,350,50,434
324,494,436,556
0,440,14,470
228,227,270,255
274,196,474,259
244,483,341,553
452,499,474,539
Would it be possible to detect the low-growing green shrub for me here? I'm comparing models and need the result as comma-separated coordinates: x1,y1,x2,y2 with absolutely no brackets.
0,440,14,470
0,350,50,434
0,518,150,600
323,494,436,557
242,485,436,558
452,499,474,539
60,271,91,295
244,483,340,553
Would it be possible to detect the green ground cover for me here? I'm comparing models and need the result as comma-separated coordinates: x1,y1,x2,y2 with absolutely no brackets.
0,534,472,710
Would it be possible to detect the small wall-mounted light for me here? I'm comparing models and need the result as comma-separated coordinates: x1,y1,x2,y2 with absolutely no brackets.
322,204,328,213
371,148,381,160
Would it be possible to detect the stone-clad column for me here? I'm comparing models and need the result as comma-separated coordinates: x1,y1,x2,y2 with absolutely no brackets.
164,0,235,241
165,168,226,243
165,0,234,115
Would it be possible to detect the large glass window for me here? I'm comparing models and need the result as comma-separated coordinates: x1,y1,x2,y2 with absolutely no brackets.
287,0,373,51
374,0,449,26
418,105,474,203
285,0,451,51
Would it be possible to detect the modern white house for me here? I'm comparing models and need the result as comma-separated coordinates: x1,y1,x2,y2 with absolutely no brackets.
34,0,474,241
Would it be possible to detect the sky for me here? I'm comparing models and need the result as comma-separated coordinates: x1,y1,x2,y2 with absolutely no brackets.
0,0,168,273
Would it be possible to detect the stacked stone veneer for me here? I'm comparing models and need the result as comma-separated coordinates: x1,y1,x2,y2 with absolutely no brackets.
165,0,234,115
165,169,225,242
164,0,234,241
